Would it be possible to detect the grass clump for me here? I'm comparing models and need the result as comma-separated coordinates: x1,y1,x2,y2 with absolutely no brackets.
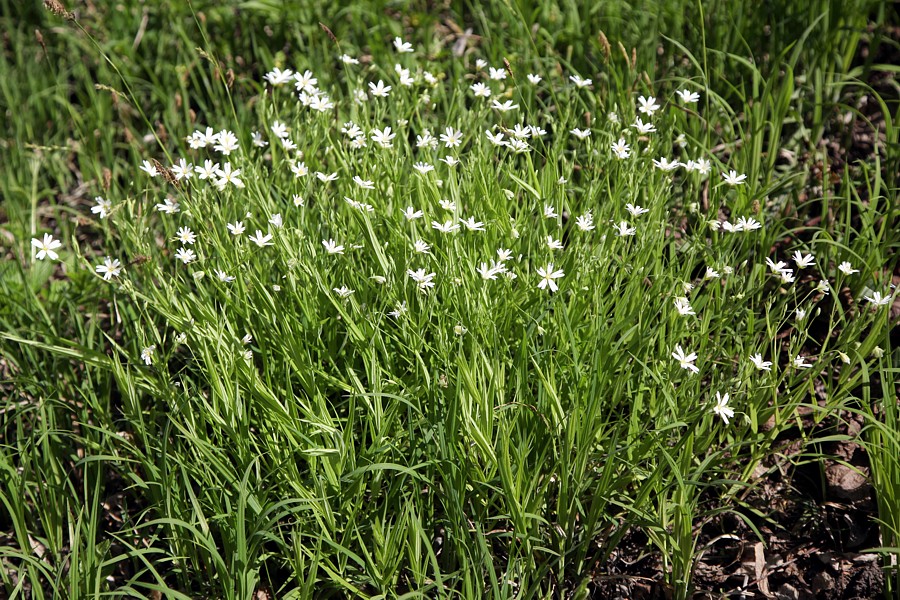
1,1,898,598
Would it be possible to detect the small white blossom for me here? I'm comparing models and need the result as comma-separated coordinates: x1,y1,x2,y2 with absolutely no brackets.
95,257,123,281
31,233,63,260
671,344,699,374
536,264,564,292
712,392,734,424
749,353,772,371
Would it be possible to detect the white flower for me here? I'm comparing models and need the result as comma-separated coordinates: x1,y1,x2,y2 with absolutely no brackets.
476,262,499,280
625,203,649,217
431,220,459,233
174,247,196,264
543,204,558,219
614,221,636,236
248,230,274,247
292,70,318,93
322,239,344,254
722,170,747,185
414,239,431,254
95,257,122,281
440,156,460,167
693,158,711,174
507,139,529,153
652,157,681,171
792,250,815,269
795,308,807,321
213,130,239,155
440,127,463,148
290,162,308,178
309,94,334,112
527,73,542,84
575,212,595,231
174,226,196,245
546,236,564,251
569,74,592,87
736,216,762,231
439,199,456,211
492,100,519,112
215,162,244,189
368,80,392,97
485,130,506,146
393,37,414,53
864,291,892,306
342,122,363,138
264,67,293,86
155,197,180,214
371,127,396,148
340,53,359,64
139,160,159,177
671,344,699,374
611,138,630,158
140,345,156,366
31,233,62,260
91,196,112,218
815,280,830,295
402,206,424,220
413,162,435,174
779,269,796,284
632,117,656,134
214,269,235,283
333,286,354,298
712,392,734,424
637,95,660,116
195,159,219,180
416,130,438,149
488,67,506,80
570,128,591,140
407,268,436,292
750,353,772,371
196,127,219,147
677,89,700,103
705,266,720,280
171,158,194,180
765,257,788,274
460,217,485,231
673,297,695,316
316,171,339,182
227,221,245,236
270,121,289,139
537,264,564,292
353,176,374,190
293,195,305,207
388,301,408,318
397,67,415,86
793,355,813,369
838,261,859,275
511,124,531,139
471,82,491,97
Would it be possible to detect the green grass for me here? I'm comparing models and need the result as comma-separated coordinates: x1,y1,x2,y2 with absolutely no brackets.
1,1,898,598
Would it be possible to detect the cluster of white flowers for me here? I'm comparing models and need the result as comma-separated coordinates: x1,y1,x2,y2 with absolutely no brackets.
33,38,888,386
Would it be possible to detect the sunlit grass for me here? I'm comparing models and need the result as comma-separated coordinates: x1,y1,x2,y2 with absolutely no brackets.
1,1,898,598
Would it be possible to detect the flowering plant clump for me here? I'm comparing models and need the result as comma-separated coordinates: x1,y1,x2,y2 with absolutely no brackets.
11,23,897,597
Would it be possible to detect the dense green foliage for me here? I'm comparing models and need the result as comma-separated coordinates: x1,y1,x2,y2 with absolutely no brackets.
1,1,898,598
